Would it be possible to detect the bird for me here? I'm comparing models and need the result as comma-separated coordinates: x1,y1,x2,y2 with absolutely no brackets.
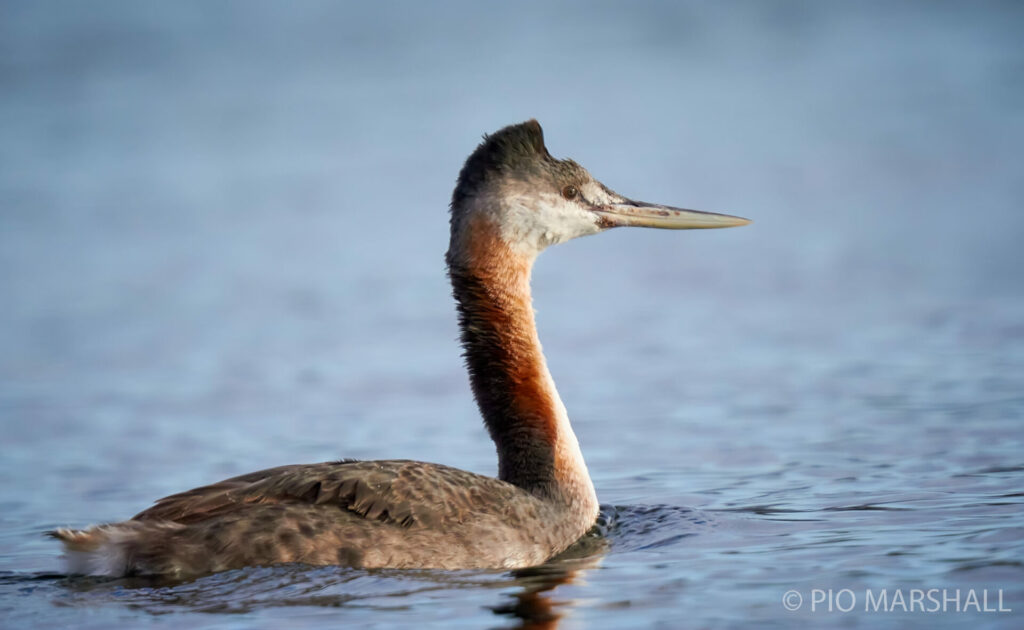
51,119,750,579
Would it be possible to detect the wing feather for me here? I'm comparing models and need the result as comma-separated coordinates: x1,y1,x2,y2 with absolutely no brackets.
132,459,521,529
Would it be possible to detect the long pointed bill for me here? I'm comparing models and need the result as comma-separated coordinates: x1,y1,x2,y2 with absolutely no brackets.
593,200,750,229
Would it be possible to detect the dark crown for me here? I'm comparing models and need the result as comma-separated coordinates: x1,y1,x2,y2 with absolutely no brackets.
451,119,553,210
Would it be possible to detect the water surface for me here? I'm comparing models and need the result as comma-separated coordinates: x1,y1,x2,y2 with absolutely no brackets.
1,2,1022,628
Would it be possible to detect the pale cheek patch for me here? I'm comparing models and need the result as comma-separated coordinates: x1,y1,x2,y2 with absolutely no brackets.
581,181,621,206
500,194,602,257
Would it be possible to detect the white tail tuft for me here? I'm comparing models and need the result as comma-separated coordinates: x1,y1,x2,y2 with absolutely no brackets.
50,526,133,577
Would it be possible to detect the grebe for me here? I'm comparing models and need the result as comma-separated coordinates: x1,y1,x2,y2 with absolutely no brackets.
51,120,749,578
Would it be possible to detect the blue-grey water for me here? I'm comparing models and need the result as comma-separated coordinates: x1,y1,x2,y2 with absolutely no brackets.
2,2,1022,628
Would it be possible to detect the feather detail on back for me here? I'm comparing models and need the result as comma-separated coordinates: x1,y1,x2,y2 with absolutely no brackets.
50,459,570,577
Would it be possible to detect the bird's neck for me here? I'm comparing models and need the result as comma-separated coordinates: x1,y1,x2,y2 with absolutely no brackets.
447,216,598,514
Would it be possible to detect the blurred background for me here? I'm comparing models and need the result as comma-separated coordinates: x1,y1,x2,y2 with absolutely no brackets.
1,1,1022,627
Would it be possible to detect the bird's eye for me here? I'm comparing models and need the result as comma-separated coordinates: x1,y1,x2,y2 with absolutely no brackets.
562,185,579,200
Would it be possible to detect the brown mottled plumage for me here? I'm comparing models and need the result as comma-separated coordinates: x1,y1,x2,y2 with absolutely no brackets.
56,461,570,575
51,120,749,578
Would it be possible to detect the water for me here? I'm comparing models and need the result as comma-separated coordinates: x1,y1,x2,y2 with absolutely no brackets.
2,2,1022,628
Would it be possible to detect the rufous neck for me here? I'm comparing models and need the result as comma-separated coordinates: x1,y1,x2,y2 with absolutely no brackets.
447,217,597,509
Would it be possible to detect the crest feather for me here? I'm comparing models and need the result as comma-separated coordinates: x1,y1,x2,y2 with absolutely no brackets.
451,119,552,209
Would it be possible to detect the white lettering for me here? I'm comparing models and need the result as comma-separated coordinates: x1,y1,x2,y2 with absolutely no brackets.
943,588,960,612
998,589,1012,612
793,587,1012,614
964,589,980,612
811,589,827,611
890,589,907,612
909,589,925,612
835,589,856,612
865,589,888,612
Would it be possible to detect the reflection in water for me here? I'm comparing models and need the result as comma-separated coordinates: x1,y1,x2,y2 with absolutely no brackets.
493,526,610,629
494,565,588,630
488,504,715,627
